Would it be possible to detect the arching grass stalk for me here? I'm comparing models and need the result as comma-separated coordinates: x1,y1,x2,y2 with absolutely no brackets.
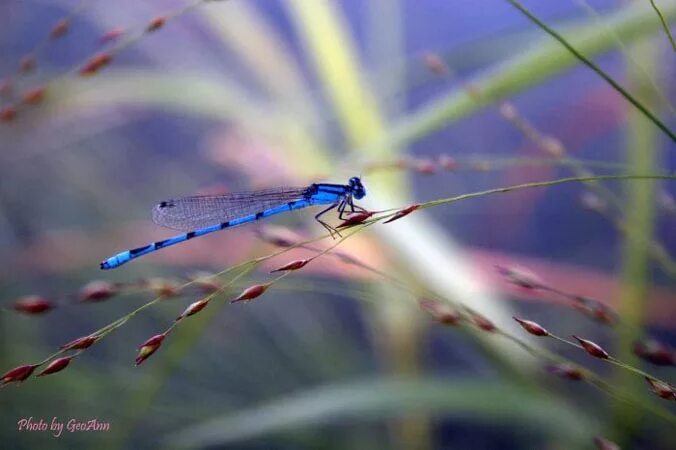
413,174,674,211
496,330,675,423
1,0,235,120
4,0,89,82
8,222,373,377
649,0,676,51
268,242,676,424
376,174,676,277
57,174,676,357
504,0,675,142
21,229,342,369
4,173,673,385
31,260,259,368
363,155,656,176
292,241,675,391
574,0,674,111
415,48,676,279
409,48,676,279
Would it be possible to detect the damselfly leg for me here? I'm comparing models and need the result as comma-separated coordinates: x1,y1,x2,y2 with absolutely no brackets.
338,199,348,219
314,202,342,238
347,196,367,214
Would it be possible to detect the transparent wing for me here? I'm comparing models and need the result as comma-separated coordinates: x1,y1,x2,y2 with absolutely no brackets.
151,187,310,231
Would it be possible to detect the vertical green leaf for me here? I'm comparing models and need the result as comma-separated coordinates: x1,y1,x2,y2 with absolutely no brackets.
611,36,662,443
285,0,385,150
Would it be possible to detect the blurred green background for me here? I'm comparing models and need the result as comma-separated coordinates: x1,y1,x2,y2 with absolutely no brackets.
0,0,674,449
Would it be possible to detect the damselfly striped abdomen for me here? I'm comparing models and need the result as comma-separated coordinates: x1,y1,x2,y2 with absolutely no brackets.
100,177,366,270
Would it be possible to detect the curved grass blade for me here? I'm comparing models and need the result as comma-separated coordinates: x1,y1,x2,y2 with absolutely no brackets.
505,0,675,142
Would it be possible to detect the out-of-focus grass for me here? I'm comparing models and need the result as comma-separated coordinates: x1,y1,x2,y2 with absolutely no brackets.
44,0,676,359
168,378,599,448
0,1,674,449
611,34,663,443
373,0,676,150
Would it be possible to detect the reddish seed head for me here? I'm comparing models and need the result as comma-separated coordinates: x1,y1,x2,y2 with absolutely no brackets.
270,259,310,273
100,27,125,44
190,272,222,293
414,159,436,175
1,364,37,385
579,192,607,214
541,137,565,158
546,362,584,381
231,284,269,304
21,86,46,105
254,226,299,247
147,278,181,298
645,377,676,401
135,334,166,366
438,154,457,170
593,437,620,450
571,296,617,326
37,357,72,377
176,299,209,321
495,265,542,291
19,55,36,73
591,306,617,326
79,53,112,76
0,106,17,122
471,313,496,332
499,103,517,120
79,280,117,302
337,211,373,228
147,16,166,32
421,52,448,76
50,19,69,39
384,204,421,224
633,339,675,366
12,295,54,314
0,78,12,96
59,335,98,350
573,336,609,359
419,299,461,326
513,317,548,336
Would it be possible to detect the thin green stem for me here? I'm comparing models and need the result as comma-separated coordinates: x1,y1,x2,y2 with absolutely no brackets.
363,155,642,174
419,174,675,210
649,0,676,51
545,333,673,388
504,0,675,142
575,0,674,112
607,357,661,381
297,226,675,406
296,243,676,423
18,173,675,383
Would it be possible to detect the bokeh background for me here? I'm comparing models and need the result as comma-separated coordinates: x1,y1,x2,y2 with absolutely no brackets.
0,0,674,449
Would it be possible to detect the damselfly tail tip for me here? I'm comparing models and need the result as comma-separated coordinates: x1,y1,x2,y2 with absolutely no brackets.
100,259,116,270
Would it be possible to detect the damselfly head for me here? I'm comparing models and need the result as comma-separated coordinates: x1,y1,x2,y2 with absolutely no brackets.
349,176,366,199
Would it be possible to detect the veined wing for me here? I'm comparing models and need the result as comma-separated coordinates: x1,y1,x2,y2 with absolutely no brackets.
151,187,310,231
